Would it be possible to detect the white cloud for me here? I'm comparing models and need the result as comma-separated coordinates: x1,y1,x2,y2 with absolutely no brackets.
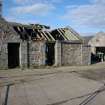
10,3,55,16
13,0,42,5
62,0,105,28
93,0,105,4
13,0,63,5
5,16,40,24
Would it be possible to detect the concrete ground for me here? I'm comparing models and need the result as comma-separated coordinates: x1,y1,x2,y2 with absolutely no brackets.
0,62,105,105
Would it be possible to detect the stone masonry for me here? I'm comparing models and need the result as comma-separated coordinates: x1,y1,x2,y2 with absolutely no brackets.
61,42,83,66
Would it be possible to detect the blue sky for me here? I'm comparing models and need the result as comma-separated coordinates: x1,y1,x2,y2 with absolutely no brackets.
2,0,105,35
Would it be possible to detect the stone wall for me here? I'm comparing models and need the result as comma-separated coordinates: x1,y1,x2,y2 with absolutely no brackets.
20,41,28,68
0,37,46,69
29,41,46,67
82,45,91,65
61,42,82,66
0,35,90,69
0,34,22,69
0,43,8,69
54,41,61,66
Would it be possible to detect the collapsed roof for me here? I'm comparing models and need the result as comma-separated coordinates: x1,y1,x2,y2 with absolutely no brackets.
11,23,83,43
0,19,83,43
12,23,55,41
51,27,83,43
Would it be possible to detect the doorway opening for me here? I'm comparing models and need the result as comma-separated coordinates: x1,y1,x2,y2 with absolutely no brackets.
91,47,105,64
8,43,20,68
45,43,55,66
96,47,105,62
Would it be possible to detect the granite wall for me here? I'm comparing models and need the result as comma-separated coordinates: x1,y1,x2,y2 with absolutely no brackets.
0,34,22,69
54,41,61,66
82,45,91,65
29,41,46,67
0,43,8,69
61,42,82,66
0,39,91,69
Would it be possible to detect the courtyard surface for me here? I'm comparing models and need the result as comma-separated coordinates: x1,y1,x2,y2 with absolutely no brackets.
0,62,105,105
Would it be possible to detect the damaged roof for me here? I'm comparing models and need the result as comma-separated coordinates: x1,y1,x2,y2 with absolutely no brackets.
8,22,83,43
13,25,55,41
10,22,50,30
9,22,54,41
51,27,83,43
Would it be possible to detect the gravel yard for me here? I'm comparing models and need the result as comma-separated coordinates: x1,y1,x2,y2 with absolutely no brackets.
0,63,105,105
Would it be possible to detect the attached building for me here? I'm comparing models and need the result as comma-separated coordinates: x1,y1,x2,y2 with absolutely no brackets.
88,32,105,63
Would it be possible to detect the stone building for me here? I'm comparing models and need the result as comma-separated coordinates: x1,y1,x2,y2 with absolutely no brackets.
51,27,91,66
88,32,105,63
0,1,91,69
0,17,91,69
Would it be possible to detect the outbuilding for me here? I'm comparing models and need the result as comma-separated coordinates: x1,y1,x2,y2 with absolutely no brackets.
0,17,91,69
88,32,105,63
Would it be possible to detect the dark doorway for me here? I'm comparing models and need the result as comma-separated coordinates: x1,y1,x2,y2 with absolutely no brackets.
91,53,100,64
46,43,55,66
96,47,105,54
96,47,105,62
8,43,20,68
91,47,105,64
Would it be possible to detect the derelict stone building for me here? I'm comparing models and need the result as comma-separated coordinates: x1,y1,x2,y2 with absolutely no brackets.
0,1,91,69
51,28,91,66
0,17,91,69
